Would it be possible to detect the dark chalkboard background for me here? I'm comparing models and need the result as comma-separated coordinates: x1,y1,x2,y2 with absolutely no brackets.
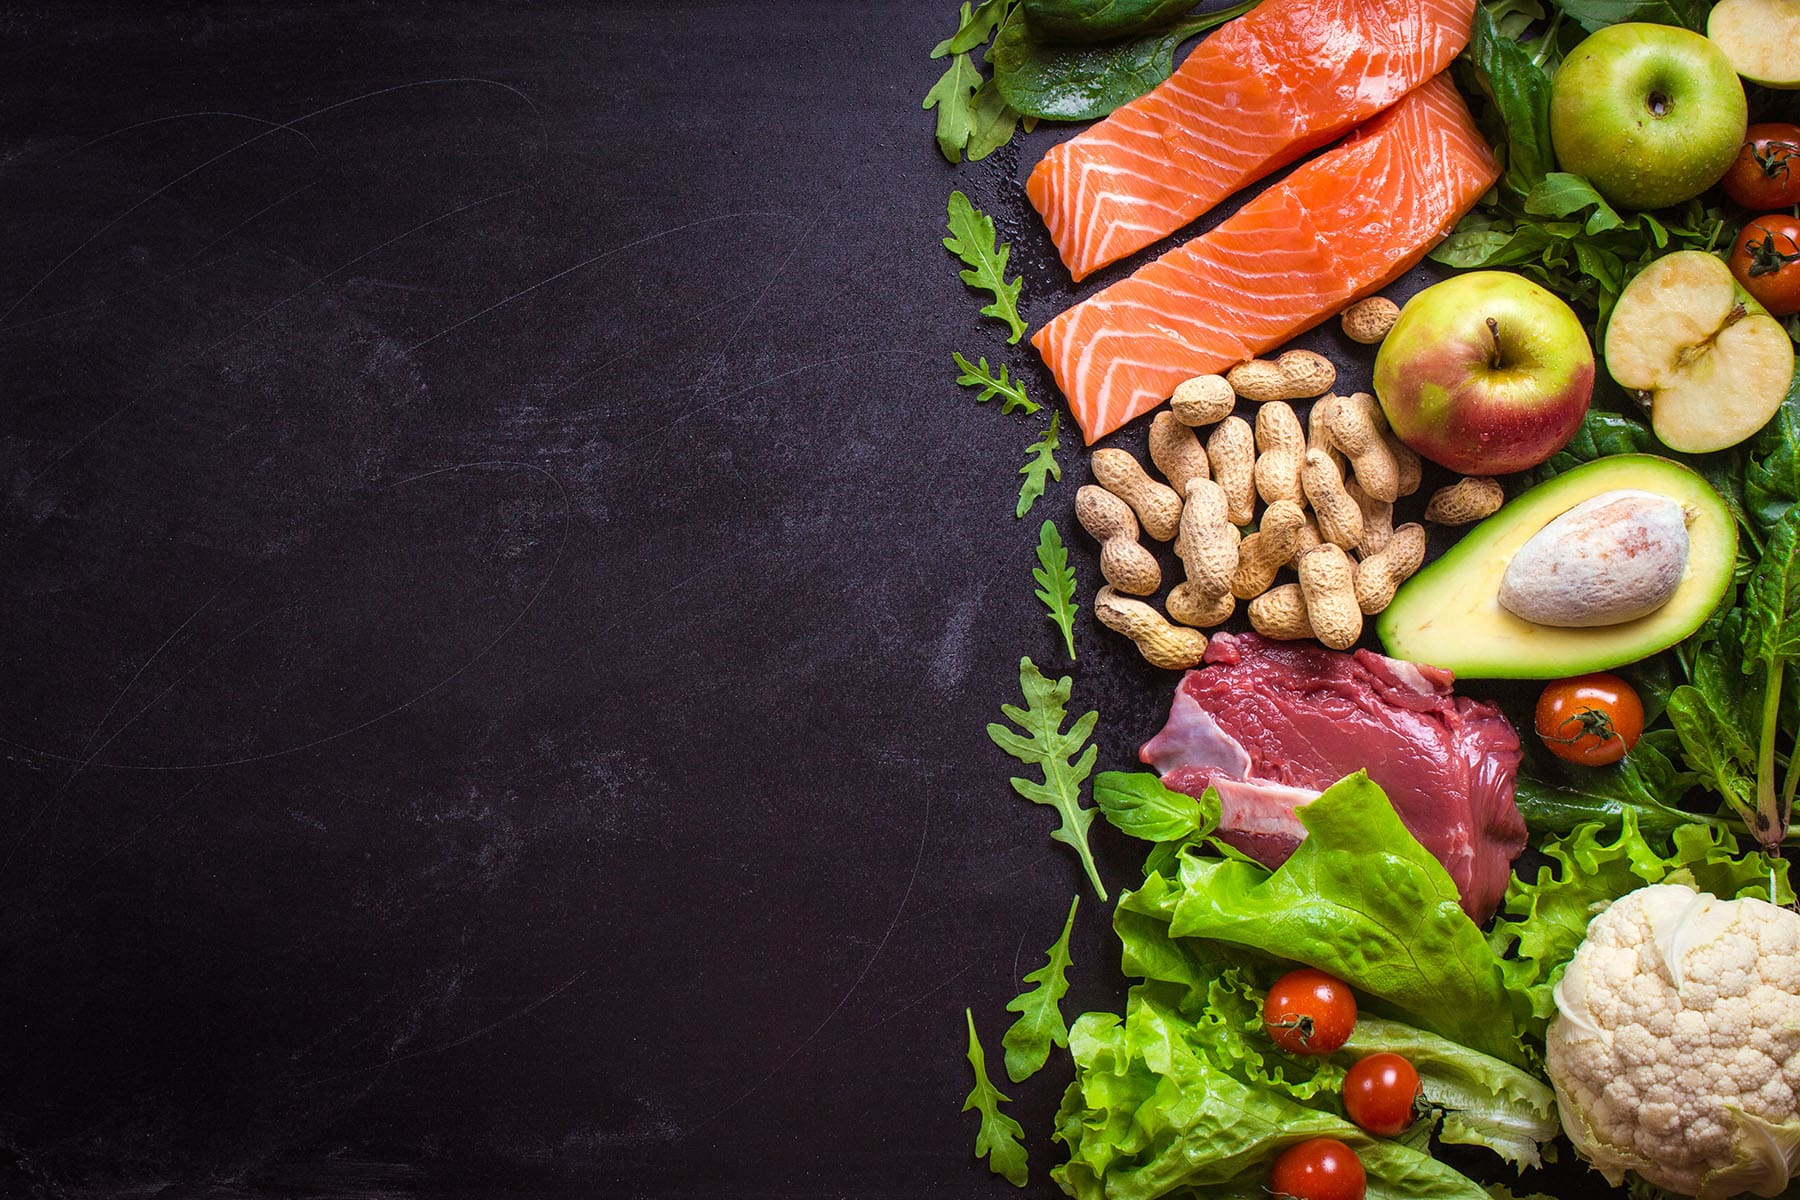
0,4,1618,1199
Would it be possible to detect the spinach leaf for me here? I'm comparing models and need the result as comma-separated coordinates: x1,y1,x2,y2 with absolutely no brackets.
987,657,1106,898
1520,409,1656,487
1019,0,1199,43
962,1010,1029,1186
1001,894,1079,1082
1464,4,1555,196
1031,515,1076,654
1746,367,1800,537
1667,683,1760,831
1018,416,1063,520
991,1,1256,121
1548,0,1707,32
1511,729,1702,836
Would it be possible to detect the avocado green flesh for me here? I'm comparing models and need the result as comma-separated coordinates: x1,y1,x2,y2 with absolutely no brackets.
1377,455,1736,680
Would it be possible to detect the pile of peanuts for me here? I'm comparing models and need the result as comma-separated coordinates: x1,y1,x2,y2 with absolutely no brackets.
1078,300,1506,670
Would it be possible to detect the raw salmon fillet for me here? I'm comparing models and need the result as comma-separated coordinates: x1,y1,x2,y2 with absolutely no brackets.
1034,75,1499,445
1027,0,1478,282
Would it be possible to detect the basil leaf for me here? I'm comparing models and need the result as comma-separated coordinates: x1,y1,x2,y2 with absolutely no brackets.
1093,770,1217,843
991,1,1256,121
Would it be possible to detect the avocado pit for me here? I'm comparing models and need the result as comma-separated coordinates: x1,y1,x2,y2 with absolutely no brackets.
1498,489,1692,628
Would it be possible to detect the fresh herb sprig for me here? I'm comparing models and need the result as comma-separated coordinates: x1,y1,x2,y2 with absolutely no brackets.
944,191,1028,343
962,1008,1029,1185
1031,515,1076,654
987,657,1105,899
1001,894,1078,1082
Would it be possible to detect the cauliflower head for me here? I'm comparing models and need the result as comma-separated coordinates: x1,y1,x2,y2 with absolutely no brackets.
1546,882,1800,1199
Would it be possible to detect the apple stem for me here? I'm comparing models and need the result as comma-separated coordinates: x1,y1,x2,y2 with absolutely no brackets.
1485,317,1502,370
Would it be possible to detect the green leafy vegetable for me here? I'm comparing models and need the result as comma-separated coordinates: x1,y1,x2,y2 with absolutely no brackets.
1032,516,1077,656
1018,0,1199,42
922,54,985,163
987,657,1106,899
1511,729,1707,837
1489,812,1790,1038
944,191,1028,344
952,351,1038,415
990,1,1256,122
1017,412,1062,519
1439,5,1738,336
1002,894,1079,1082
932,0,1017,56
1125,773,1528,1064
1053,990,1498,1200
1092,770,1215,844
1548,0,1707,33
963,1008,1029,1186
1747,368,1800,538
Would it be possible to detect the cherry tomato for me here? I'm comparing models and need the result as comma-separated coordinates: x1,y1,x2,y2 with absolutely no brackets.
1270,1137,1367,1200
1535,673,1644,766
1263,968,1357,1055
1722,123,1800,209
1730,214,1800,318
1342,1052,1423,1137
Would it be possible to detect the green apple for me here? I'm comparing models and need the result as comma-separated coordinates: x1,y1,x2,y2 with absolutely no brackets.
1373,271,1595,476
1550,22,1748,210
1708,0,1800,89
1604,250,1794,453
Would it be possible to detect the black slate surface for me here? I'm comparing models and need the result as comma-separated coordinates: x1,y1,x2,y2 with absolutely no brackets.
0,4,1627,1199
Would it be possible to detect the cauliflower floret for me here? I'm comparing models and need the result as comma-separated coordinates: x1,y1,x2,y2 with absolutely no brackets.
1547,883,1800,1199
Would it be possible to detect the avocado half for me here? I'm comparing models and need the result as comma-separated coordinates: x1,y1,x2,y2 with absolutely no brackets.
1377,455,1736,679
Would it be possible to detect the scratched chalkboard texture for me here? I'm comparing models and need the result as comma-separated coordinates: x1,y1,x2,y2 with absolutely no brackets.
0,3,1589,1200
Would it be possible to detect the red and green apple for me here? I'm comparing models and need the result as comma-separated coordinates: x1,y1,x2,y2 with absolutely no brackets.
1372,271,1594,476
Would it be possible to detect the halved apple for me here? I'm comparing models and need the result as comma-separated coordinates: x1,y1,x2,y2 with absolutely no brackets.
1604,250,1795,453
1708,0,1800,89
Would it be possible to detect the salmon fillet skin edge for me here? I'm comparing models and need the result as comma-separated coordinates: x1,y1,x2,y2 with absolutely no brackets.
1034,75,1500,445
1026,0,1478,281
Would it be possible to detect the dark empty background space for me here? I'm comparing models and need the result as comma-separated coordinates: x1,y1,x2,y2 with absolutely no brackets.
0,4,1170,1198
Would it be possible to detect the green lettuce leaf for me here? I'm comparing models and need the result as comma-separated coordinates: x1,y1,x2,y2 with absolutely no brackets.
1488,811,1792,1038
1052,990,1494,1200
1002,894,1079,1082
1146,773,1529,1065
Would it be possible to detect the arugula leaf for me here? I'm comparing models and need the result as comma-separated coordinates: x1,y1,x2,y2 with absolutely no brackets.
1129,773,1528,1065
987,657,1106,899
963,1009,1028,1186
965,79,1024,162
1092,770,1215,844
1032,516,1077,656
1488,812,1790,1038
1002,894,1079,1082
952,351,1037,415
932,0,1016,57
944,191,1027,344
923,54,983,163
1017,413,1062,519
991,1,1257,122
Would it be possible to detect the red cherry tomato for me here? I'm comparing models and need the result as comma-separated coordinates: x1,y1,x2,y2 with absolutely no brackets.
1270,1137,1367,1200
1263,968,1357,1055
1730,215,1800,318
1723,123,1800,209
1342,1052,1423,1137
1535,673,1644,766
